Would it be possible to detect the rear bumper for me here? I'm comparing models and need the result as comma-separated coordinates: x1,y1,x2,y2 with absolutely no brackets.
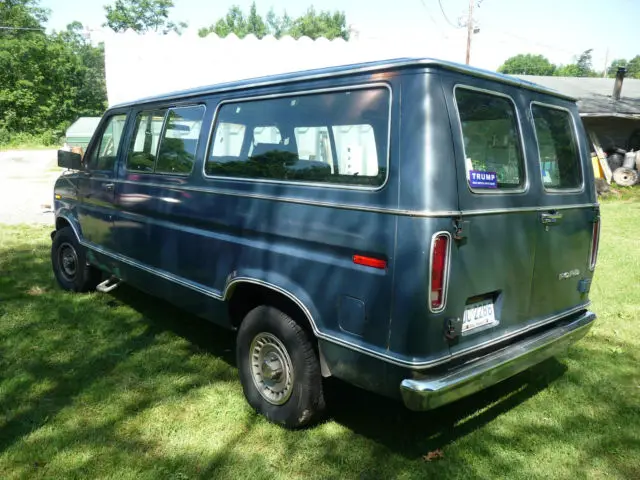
400,310,596,411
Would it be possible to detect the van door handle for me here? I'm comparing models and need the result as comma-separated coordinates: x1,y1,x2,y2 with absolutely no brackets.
103,183,115,192
540,212,563,225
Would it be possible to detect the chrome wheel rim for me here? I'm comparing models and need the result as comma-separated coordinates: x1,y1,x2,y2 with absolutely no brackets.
58,242,78,281
250,332,294,405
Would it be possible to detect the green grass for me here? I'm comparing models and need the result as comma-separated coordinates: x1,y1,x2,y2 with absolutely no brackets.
1,198,639,479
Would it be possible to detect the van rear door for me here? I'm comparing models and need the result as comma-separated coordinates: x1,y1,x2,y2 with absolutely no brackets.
527,102,597,319
443,81,540,355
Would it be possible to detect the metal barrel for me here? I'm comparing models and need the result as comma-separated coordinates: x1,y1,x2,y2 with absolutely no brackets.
622,152,637,169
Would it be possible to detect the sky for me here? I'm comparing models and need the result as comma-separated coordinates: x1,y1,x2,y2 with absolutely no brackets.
38,0,640,71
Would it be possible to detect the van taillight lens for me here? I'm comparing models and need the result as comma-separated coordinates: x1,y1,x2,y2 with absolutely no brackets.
589,218,600,270
430,234,450,311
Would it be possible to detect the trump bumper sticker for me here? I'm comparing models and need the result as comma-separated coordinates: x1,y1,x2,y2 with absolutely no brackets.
469,171,498,189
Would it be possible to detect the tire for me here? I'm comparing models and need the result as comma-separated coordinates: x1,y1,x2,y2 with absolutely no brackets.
607,152,624,171
237,305,325,429
51,226,101,292
612,167,638,187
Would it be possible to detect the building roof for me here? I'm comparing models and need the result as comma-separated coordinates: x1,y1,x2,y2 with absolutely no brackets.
514,75,640,115
111,58,575,108
65,117,102,137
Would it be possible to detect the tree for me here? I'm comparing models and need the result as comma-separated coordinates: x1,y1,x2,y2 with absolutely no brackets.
626,55,640,79
575,49,595,77
554,49,597,77
198,3,349,40
0,0,48,33
288,7,349,41
265,8,292,39
497,54,556,75
555,64,582,77
607,58,628,77
0,0,107,145
245,2,267,38
103,0,187,34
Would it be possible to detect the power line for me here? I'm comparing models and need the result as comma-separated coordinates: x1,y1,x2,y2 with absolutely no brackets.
437,0,461,28
0,26,45,31
418,0,450,39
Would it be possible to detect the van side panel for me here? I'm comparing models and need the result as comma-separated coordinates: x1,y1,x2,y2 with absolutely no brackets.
110,73,402,358
387,71,458,361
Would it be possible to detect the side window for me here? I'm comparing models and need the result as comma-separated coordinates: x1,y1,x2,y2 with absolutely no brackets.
127,109,166,172
455,88,525,190
205,87,390,187
87,114,127,171
532,104,582,190
156,106,206,175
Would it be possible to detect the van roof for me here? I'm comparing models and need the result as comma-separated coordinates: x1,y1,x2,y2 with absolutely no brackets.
111,57,576,108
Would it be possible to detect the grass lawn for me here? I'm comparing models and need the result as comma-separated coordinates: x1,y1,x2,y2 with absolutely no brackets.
1,196,639,479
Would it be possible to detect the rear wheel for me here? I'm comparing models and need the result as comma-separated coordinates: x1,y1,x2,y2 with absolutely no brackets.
237,305,325,428
51,226,101,292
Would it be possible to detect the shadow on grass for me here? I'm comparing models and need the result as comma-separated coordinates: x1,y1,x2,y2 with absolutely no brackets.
114,279,569,458
2,235,639,479
324,358,566,456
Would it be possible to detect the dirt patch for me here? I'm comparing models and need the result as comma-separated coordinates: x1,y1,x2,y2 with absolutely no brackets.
0,150,60,225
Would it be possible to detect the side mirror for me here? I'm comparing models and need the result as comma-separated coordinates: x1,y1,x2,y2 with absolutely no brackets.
58,150,83,170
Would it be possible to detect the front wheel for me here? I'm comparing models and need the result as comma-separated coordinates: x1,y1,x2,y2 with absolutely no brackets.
51,226,101,292
237,305,325,428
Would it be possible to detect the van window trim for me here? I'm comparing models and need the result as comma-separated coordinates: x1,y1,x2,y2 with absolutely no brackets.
202,82,393,191
125,103,207,177
529,101,585,194
452,84,530,195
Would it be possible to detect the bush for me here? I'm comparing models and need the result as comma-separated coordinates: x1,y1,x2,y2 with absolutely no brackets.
0,130,63,150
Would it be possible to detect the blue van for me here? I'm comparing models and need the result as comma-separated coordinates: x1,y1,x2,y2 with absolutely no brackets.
52,58,599,428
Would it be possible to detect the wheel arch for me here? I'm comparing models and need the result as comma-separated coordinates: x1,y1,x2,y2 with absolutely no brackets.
224,276,331,377
53,211,82,242
224,277,318,334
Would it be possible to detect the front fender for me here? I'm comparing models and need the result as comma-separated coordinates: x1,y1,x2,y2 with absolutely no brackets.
54,206,83,242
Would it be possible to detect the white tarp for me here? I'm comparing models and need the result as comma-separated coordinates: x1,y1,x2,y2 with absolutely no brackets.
103,31,444,106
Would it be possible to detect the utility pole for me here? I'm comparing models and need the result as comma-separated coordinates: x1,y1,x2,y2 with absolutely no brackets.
465,0,475,65
602,47,609,78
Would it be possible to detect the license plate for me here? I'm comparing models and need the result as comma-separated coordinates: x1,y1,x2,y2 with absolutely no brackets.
463,299,497,333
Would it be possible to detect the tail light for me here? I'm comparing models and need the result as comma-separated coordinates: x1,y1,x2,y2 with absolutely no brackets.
589,216,600,270
430,232,451,312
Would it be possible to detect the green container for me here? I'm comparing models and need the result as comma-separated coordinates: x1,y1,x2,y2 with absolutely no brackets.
65,117,102,151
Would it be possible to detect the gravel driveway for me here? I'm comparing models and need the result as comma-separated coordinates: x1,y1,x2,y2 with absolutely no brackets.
0,149,60,225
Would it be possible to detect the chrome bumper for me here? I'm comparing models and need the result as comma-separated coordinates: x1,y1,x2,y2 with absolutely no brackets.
400,310,596,411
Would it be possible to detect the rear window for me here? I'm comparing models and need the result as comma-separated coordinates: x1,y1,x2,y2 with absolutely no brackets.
455,88,525,191
531,104,582,190
205,87,390,187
